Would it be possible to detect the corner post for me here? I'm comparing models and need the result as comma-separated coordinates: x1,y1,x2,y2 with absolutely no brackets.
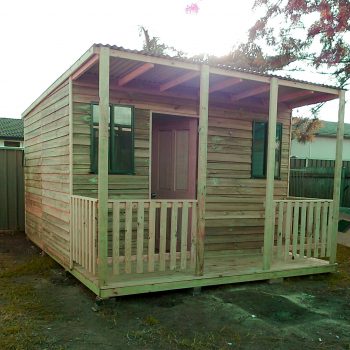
98,47,110,285
330,90,345,263
68,77,74,269
195,64,209,276
263,77,279,270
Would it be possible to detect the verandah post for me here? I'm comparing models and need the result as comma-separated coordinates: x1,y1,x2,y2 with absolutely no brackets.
195,64,209,276
263,77,279,270
98,47,110,285
330,90,345,264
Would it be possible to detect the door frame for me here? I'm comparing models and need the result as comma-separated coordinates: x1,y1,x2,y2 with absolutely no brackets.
149,111,199,200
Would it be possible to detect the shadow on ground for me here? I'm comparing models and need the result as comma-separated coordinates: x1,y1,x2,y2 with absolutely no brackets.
1,232,350,350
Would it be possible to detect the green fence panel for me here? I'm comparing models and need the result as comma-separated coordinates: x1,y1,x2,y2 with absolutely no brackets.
0,148,24,231
290,158,350,207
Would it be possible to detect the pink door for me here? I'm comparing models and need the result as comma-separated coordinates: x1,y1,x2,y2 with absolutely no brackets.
152,115,198,200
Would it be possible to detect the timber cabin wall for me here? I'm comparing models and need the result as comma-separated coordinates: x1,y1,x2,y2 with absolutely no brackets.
206,108,291,255
72,82,150,199
24,80,71,267
71,81,291,255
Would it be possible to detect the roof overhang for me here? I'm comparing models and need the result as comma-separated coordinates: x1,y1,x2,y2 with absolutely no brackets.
22,44,343,117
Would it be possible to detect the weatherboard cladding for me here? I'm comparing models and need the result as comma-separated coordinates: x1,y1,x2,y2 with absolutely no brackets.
0,118,24,140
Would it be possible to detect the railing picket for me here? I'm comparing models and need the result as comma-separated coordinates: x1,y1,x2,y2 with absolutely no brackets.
292,201,300,258
73,198,76,263
299,202,307,258
136,201,145,274
88,200,92,273
148,201,156,272
170,202,178,270
306,202,314,258
284,201,292,260
78,198,82,265
125,202,133,274
112,202,120,275
326,201,334,257
277,201,284,259
321,202,328,257
92,200,97,275
314,202,321,257
190,203,197,269
85,199,89,269
159,202,168,271
180,202,189,270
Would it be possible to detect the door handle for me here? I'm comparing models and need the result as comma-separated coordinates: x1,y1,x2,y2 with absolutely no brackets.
151,192,156,199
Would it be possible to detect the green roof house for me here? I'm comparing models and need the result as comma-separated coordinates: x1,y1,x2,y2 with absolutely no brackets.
291,120,350,161
0,118,24,148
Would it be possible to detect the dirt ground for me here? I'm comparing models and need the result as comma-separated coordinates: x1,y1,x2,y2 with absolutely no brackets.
1,232,350,350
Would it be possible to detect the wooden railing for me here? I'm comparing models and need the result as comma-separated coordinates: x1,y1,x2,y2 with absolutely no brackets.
107,199,198,275
70,195,97,275
273,198,334,260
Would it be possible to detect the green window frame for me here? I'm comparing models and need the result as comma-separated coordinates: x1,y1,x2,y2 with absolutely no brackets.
90,103,135,175
251,121,282,179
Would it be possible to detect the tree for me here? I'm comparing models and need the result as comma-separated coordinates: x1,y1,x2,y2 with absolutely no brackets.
139,25,324,142
291,117,323,143
138,26,185,57
249,0,350,87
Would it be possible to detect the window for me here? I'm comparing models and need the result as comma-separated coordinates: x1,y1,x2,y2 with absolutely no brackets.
91,104,134,174
4,141,21,147
251,121,282,179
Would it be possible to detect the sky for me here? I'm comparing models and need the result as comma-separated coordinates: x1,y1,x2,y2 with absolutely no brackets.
0,0,348,123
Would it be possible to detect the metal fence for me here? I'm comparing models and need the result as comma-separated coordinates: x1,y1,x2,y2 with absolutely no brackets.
0,148,24,231
290,158,350,207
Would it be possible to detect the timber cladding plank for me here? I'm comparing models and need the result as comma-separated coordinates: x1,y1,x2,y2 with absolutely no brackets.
205,107,290,255
24,79,71,268
72,85,150,198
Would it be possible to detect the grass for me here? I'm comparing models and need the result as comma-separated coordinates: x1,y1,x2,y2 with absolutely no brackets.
0,254,57,349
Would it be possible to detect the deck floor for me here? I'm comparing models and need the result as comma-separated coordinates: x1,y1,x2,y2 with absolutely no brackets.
73,252,335,298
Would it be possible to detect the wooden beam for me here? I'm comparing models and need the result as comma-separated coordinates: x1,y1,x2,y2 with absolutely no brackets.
330,90,346,264
209,78,242,93
263,77,279,270
72,54,99,81
287,93,338,108
103,45,201,71
159,71,199,92
278,90,314,103
118,63,154,86
278,79,340,95
98,47,110,286
231,84,270,102
68,77,74,270
195,64,209,276
209,66,270,83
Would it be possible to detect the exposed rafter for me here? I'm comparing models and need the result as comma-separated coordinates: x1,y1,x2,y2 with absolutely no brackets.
159,71,199,92
278,90,314,103
209,78,242,93
231,84,270,102
72,54,99,81
117,63,154,86
287,93,338,109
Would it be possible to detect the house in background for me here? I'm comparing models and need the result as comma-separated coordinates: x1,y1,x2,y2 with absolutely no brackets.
0,118,24,148
22,44,345,298
291,120,350,161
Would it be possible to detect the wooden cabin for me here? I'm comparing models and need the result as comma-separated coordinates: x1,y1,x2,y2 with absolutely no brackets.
23,44,346,298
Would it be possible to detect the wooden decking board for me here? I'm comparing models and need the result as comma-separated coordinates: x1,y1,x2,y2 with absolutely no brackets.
71,253,335,298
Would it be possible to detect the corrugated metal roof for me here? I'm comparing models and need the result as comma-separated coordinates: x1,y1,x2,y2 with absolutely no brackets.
94,43,342,91
0,118,24,139
317,120,350,138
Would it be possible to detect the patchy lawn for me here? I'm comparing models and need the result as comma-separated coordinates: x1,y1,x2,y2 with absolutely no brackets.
1,232,350,350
